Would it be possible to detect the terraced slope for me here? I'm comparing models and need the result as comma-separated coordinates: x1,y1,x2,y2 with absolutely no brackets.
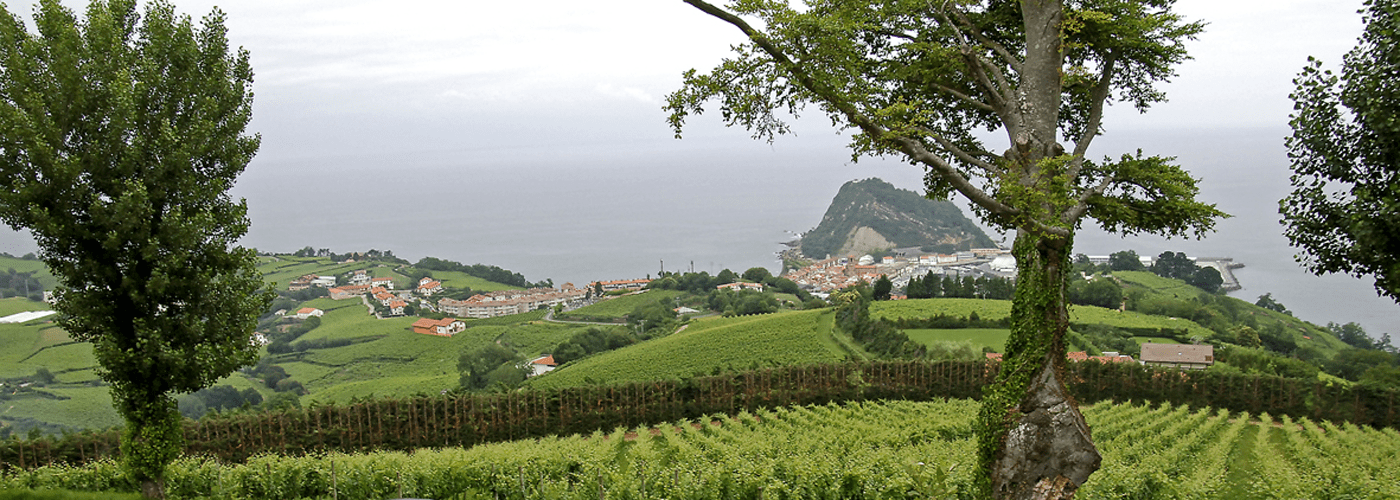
528,309,848,389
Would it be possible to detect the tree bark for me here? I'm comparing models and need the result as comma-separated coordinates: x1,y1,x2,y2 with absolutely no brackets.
978,230,1100,499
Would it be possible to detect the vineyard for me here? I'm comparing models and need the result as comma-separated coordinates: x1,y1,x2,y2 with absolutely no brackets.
527,309,848,389
5,358,1398,475
5,399,1399,499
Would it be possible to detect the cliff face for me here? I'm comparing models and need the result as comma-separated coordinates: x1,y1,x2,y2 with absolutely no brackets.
799,178,997,259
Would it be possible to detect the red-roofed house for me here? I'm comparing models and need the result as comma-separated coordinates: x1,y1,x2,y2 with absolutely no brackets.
417,279,442,296
529,354,558,377
370,276,395,289
328,284,372,300
294,307,323,319
411,317,465,337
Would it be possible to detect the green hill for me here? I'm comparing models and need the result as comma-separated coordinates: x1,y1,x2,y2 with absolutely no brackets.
555,289,686,322
0,252,560,434
527,309,849,389
799,178,996,259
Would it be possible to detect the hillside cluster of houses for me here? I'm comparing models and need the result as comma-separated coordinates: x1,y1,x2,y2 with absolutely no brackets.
297,268,661,325
438,284,589,319
786,248,1015,294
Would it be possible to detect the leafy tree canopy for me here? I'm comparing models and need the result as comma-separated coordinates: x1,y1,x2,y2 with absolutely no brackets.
1284,0,1400,302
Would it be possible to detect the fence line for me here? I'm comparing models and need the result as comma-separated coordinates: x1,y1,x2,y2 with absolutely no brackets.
2,359,1396,470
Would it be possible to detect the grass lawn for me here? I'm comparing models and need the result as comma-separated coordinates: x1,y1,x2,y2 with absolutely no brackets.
413,269,516,292
873,298,1013,321
0,298,49,317
1,385,121,430
0,323,47,367
557,290,683,320
529,309,845,390
0,256,57,289
905,328,1010,352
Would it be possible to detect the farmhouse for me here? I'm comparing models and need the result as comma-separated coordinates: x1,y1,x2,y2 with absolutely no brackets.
528,354,558,377
417,278,443,296
411,317,465,337
328,284,372,300
370,276,395,289
294,307,323,319
716,281,765,292
1139,343,1214,370
387,300,407,316
288,274,316,291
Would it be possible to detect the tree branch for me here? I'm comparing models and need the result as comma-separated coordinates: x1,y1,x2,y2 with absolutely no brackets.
914,125,999,172
1066,55,1117,180
1062,174,1117,224
947,5,1023,75
931,82,995,113
681,0,1020,220
928,5,1018,136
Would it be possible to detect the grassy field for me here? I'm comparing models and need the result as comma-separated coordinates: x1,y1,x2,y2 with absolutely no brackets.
0,256,57,289
0,253,567,432
0,298,49,317
905,328,1010,352
556,290,685,320
408,269,517,292
256,257,364,289
261,309,590,405
874,297,1216,342
528,309,847,390
872,298,1013,321
1115,270,1348,355
1,385,121,430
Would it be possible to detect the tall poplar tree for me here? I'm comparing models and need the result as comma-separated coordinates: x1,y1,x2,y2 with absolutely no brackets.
0,1,270,497
666,0,1224,497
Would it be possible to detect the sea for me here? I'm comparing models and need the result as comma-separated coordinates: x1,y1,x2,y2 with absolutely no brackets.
0,126,1395,339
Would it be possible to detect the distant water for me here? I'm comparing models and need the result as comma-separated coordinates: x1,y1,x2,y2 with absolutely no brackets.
0,127,1394,338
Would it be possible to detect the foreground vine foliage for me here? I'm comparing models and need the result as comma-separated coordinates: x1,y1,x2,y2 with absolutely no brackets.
5,400,1400,500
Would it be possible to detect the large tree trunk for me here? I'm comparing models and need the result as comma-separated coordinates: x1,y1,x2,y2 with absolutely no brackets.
115,388,182,499
976,230,1100,499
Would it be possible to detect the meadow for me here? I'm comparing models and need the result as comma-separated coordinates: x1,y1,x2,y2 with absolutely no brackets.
0,298,48,318
528,309,848,389
904,328,1009,352
555,289,685,321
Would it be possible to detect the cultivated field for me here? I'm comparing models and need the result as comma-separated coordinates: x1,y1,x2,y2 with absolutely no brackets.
7,399,1397,499
529,309,848,389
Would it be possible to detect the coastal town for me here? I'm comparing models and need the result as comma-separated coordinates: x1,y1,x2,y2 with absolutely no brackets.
276,248,1243,328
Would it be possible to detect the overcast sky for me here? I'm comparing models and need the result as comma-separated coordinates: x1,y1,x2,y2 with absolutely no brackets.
3,0,1394,332
1,0,1360,165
